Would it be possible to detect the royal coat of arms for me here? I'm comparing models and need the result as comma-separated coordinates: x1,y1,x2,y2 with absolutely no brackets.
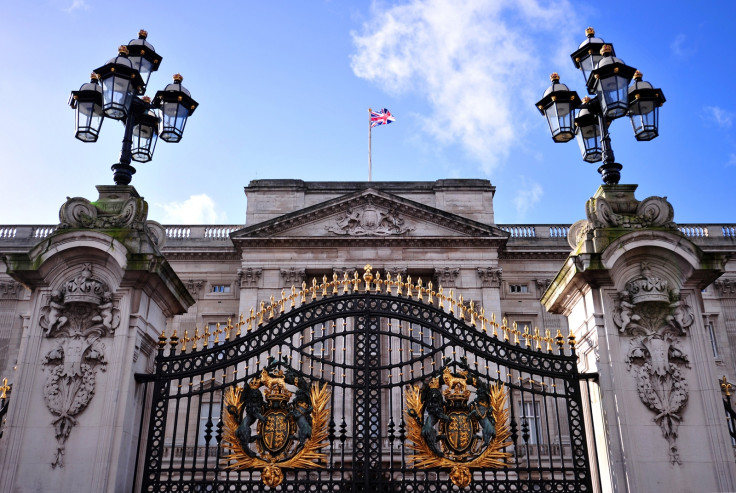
405,362,511,488
221,358,330,487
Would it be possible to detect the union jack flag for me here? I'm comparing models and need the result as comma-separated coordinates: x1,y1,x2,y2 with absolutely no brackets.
370,108,396,128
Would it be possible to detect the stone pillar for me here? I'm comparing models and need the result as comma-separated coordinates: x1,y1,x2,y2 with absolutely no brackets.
0,186,193,493
542,185,736,493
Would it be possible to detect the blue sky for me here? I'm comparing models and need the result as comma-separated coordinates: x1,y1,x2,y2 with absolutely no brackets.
1,1,734,226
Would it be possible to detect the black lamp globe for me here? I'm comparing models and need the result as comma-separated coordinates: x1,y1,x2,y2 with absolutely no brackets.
587,45,637,119
131,99,159,163
536,73,580,143
69,73,104,142
574,97,603,163
570,27,612,89
126,30,162,92
93,46,144,120
154,74,199,143
628,70,666,141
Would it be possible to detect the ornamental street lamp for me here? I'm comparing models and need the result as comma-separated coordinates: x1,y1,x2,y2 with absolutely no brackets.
536,28,665,185
69,30,198,185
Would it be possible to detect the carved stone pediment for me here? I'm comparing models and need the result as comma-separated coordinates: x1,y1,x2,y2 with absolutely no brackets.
230,189,508,245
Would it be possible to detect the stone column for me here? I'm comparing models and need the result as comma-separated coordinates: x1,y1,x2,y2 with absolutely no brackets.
542,185,736,493
0,186,193,493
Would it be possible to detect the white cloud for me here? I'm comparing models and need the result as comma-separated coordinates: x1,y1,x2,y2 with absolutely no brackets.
670,34,695,59
351,0,576,173
64,0,89,13
513,180,543,219
154,194,227,224
704,106,734,129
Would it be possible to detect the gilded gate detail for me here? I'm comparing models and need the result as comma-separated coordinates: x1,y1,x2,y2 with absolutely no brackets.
136,266,594,492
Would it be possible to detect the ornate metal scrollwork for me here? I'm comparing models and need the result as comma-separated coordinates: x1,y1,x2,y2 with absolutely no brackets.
221,358,331,487
405,362,511,488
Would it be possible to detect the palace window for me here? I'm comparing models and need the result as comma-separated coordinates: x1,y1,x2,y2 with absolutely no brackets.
509,284,529,294
198,402,222,446
520,400,542,444
706,322,719,359
211,284,231,293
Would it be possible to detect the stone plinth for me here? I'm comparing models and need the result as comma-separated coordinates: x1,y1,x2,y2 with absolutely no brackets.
0,186,193,493
542,185,736,493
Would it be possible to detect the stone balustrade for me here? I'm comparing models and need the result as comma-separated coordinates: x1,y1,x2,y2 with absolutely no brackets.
0,223,733,247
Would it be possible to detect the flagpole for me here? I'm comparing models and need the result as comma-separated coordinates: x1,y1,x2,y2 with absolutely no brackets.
368,108,372,182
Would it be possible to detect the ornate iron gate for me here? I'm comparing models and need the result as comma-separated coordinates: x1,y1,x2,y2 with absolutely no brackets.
136,267,595,492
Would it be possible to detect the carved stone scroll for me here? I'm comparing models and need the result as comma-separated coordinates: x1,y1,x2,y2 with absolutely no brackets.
38,264,120,468
612,263,694,465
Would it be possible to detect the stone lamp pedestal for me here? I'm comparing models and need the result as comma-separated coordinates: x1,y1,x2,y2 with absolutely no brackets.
542,185,736,493
0,186,193,493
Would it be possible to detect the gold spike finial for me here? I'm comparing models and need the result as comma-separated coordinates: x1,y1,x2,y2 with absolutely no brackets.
721,376,732,397
0,377,10,400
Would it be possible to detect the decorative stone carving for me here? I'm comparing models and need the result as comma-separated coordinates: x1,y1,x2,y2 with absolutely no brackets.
56,186,163,254
535,279,552,294
237,268,262,288
59,194,147,230
281,268,306,286
0,280,23,300
38,264,120,468
326,204,414,236
612,263,694,465
333,267,357,279
185,280,205,299
477,267,502,288
713,277,736,296
567,186,677,249
435,267,460,288
384,267,407,279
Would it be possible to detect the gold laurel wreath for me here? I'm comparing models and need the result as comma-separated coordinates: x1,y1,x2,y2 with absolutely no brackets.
405,381,512,471
221,382,331,478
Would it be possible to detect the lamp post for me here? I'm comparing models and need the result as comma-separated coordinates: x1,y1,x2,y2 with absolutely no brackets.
536,28,665,185
69,30,199,185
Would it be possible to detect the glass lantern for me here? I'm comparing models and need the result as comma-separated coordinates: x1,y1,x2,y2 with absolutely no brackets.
69,73,104,142
154,74,199,143
535,73,580,143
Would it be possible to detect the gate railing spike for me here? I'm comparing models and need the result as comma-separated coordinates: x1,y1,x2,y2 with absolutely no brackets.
427,281,433,304
448,289,454,314
458,294,464,319
406,275,413,298
352,271,360,291
437,286,444,308
502,317,509,342
396,274,403,295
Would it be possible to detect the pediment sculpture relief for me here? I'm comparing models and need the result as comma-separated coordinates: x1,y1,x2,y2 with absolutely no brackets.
326,204,414,236
612,263,694,465
38,263,120,468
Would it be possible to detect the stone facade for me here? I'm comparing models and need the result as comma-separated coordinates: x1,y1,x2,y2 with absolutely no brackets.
0,179,735,492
